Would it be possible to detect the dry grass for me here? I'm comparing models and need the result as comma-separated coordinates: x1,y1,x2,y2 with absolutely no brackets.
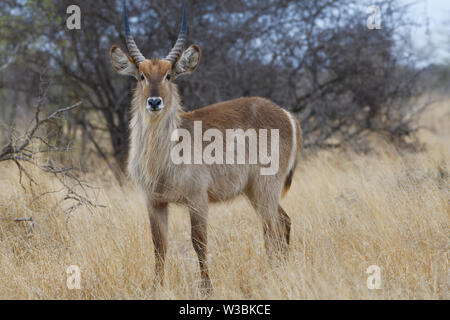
0,99,448,300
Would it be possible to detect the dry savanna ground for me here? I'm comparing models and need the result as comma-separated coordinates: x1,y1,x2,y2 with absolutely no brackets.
0,98,448,300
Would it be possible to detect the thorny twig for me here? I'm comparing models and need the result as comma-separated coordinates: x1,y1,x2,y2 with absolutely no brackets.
13,217,35,234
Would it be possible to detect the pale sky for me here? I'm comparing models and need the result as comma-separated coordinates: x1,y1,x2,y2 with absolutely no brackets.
403,0,450,64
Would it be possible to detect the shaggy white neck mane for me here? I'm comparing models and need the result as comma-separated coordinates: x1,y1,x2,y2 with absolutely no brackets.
127,84,182,192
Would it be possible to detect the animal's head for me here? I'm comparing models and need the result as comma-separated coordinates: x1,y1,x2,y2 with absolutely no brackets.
110,3,201,116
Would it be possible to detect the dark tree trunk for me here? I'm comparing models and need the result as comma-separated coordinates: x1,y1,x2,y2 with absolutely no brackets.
109,122,129,173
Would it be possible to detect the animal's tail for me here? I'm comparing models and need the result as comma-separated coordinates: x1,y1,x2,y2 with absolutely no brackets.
282,115,302,198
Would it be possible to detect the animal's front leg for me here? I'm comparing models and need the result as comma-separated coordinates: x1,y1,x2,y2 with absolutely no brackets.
188,197,212,293
147,199,169,288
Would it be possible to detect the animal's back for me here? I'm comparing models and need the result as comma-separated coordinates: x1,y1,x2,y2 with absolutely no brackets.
182,97,290,132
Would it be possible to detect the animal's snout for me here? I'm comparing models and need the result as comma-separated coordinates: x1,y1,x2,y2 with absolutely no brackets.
147,97,164,111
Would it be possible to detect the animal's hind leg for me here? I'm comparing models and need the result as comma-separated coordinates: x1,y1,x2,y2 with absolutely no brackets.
247,179,288,259
278,205,291,256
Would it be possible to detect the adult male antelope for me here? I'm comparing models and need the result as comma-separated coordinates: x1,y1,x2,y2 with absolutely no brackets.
110,4,302,291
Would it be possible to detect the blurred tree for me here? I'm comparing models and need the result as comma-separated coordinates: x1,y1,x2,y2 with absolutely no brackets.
0,0,429,176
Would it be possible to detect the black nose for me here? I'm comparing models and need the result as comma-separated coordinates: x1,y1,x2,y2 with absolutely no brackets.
148,97,162,108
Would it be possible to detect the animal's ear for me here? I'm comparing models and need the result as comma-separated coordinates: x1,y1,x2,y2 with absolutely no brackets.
172,45,201,79
110,45,139,79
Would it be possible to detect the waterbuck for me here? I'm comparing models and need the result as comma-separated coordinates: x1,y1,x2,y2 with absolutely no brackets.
110,4,302,291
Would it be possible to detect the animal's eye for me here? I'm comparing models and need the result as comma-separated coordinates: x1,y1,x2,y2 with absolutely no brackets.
140,74,145,81
166,74,171,81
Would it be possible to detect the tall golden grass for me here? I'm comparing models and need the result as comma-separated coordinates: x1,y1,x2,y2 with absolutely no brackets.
0,98,448,300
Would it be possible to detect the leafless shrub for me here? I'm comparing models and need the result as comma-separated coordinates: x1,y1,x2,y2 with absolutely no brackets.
0,73,102,220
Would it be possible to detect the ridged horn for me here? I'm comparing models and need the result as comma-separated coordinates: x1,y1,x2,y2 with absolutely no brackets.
123,0,145,65
165,4,187,64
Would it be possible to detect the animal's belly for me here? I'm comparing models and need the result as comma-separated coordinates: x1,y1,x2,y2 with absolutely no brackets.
207,165,251,202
